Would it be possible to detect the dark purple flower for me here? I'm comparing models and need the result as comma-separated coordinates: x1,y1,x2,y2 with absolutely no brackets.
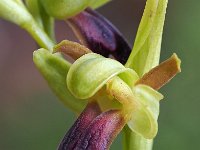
67,8,132,64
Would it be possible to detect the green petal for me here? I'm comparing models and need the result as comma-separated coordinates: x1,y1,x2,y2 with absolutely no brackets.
128,84,163,139
67,53,138,99
33,49,86,113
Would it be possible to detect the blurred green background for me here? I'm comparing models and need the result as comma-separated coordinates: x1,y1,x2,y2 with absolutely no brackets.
0,0,199,149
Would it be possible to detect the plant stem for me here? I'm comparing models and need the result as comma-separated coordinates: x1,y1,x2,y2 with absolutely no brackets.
24,19,55,50
123,126,153,150
25,0,56,42
0,0,55,50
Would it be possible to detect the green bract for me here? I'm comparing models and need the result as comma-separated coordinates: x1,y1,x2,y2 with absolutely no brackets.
67,53,163,139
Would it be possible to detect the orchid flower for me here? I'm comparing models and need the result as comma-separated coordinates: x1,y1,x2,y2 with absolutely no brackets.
51,40,180,149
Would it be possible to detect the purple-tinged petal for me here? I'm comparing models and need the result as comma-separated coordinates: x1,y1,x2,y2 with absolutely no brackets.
58,102,125,150
67,8,132,64
75,110,125,150
58,101,101,150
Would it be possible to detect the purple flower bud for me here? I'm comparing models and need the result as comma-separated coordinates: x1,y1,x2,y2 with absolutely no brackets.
67,8,132,64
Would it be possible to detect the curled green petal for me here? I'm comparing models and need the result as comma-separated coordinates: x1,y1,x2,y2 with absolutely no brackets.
128,85,163,139
67,53,138,99
33,49,86,113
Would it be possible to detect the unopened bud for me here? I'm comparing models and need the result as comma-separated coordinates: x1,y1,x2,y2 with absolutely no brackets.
67,8,132,64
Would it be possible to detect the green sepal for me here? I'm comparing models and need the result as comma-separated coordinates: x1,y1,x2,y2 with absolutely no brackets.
33,49,86,113
125,0,168,76
67,53,139,99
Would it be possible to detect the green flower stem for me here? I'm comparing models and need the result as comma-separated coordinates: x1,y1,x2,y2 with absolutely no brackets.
123,126,153,150
25,19,55,50
25,0,55,41
41,13,55,41
0,0,54,50
25,0,45,29
124,0,168,150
